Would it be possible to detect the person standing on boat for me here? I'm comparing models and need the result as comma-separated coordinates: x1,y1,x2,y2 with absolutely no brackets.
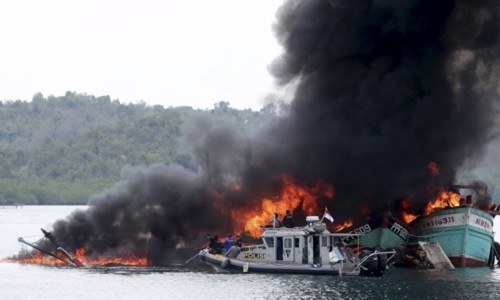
226,242,241,258
270,212,282,228
234,234,242,245
223,234,235,254
283,210,295,228
208,234,222,254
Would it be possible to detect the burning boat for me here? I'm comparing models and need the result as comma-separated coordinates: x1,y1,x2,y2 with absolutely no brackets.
198,216,396,276
16,229,84,268
339,185,498,268
411,193,495,268
13,228,149,267
411,205,494,267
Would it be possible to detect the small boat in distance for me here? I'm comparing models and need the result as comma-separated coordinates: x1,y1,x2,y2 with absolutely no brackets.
199,216,396,276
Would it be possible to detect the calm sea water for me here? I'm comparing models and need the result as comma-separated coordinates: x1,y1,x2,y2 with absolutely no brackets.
1,206,500,300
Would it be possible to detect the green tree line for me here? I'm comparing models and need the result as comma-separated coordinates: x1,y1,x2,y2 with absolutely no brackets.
0,92,276,205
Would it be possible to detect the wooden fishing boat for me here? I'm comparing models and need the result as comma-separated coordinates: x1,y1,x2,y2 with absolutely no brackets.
340,216,410,250
412,206,494,267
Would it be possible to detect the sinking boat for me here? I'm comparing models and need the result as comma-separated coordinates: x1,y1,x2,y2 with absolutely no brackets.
16,228,83,267
198,216,396,276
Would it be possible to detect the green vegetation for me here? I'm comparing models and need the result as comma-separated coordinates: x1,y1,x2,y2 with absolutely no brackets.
0,92,275,205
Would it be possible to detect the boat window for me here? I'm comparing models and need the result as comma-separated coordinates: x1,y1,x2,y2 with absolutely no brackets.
294,237,300,248
284,238,292,249
264,237,274,248
322,237,328,247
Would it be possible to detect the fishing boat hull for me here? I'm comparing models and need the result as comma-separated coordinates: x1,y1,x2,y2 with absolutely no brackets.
342,217,409,250
412,207,494,268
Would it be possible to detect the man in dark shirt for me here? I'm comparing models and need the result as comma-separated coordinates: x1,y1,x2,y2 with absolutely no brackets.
283,210,295,228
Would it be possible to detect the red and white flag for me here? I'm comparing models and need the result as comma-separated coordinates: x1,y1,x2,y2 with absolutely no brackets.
323,206,334,222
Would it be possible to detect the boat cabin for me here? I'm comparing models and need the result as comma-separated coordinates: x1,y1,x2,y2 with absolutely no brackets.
199,215,392,276
241,216,358,266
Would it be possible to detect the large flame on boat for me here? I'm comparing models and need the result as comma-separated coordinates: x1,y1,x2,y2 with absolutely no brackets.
424,190,461,215
7,251,66,266
400,199,418,224
233,175,334,237
398,161,463,224
74,248,149,266
400,189,462,225
8,248,149,267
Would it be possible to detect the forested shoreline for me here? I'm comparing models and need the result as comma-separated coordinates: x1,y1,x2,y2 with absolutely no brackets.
2,92,499,205
0,92,276,205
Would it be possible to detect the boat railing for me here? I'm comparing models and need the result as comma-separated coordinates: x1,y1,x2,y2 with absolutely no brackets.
355,250,397,269
241,244,266,252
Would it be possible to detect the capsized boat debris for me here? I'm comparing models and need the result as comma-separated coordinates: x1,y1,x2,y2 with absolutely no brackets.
199,216,396,276
16,228,83,267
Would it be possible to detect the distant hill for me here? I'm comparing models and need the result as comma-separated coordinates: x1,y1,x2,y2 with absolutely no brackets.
0,92,272,205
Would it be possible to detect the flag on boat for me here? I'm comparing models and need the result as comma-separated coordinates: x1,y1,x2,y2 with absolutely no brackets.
323,206,334,222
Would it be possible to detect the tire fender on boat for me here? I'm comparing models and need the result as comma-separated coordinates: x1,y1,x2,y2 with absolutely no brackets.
221,258,231,269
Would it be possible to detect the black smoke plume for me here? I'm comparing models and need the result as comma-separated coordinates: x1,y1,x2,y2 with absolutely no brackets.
26,0,500,263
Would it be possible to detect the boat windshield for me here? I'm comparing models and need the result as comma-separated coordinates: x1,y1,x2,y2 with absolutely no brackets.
264,237,274,248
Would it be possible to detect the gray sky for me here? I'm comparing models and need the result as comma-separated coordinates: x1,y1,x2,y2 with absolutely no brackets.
0,0,284,110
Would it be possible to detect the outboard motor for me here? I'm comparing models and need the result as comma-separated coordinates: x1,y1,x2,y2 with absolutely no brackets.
221,258,231,269
359,251,388,277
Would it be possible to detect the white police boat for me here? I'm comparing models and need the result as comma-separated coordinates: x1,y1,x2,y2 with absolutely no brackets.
198,216,396,276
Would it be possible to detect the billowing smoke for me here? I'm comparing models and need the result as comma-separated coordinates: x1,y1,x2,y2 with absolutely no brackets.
260,0,500,214
33,0,500,264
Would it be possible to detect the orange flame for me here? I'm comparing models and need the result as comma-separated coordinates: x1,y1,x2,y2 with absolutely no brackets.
333,220,353,232
9,248,149,267
6,251,66,266
233,175,333,237
424,190,461,215
400,199,418,224
74,248,149,266
399,190,461,224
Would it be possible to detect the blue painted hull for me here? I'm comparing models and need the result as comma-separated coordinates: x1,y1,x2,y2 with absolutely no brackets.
413,207,494,267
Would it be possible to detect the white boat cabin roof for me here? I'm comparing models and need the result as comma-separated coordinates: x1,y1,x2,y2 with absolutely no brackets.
260,222,361,239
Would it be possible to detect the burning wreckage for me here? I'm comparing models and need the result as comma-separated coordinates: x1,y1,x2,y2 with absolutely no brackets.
14,228,149,268
7,0,500,276
13,210,396,277
337,185,500,269
10,182,499,274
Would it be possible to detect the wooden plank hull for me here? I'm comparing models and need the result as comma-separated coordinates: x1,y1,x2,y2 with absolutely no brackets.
413,207,494,268
342,218,410,250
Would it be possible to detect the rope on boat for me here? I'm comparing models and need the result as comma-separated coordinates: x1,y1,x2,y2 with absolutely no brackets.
184,253,200,264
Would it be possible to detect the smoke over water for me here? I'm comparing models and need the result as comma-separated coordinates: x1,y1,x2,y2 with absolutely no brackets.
18,0,500,264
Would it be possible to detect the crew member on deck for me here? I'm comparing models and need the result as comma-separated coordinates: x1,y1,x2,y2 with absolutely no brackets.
270,212,282,228
208,234,222,254
234,234,242,245
283,210,295,228
226,242,242,258
223,234,235,254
